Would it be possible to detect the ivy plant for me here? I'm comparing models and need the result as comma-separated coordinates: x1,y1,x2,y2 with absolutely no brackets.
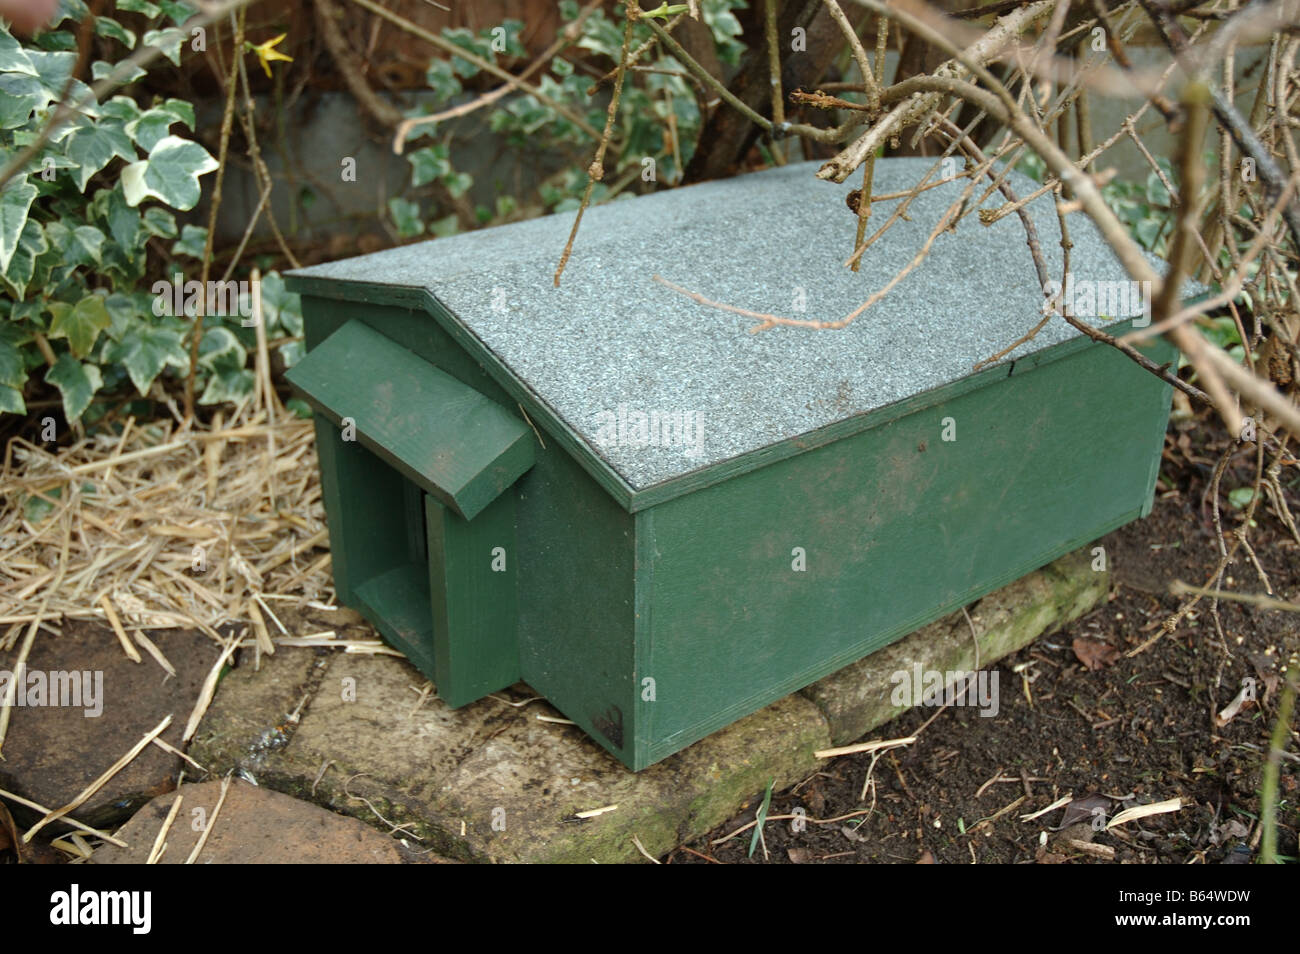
392,1,746,236
0,1,302,425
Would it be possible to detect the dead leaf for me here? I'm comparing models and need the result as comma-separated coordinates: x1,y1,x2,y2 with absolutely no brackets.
0,800,22,863
1073,637,1120,670
1058,794,1112,830
787,847,812,864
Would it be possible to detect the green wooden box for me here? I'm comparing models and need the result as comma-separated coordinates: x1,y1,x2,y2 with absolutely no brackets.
285,159,1175,770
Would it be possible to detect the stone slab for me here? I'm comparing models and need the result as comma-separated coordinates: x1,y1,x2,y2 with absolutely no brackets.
92,779,414,864
0,621,216,828
290,159,1179,489
190,545,1108,862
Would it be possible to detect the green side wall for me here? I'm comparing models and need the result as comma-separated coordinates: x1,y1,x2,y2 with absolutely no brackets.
631,331,1175,767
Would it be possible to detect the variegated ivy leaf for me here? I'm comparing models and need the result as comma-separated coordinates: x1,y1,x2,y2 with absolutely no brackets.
92,60,147,84
198,325,254,406
117,0,162,16
0,323,26,390
126,106,193,152
259,271,302,336
64,120,136,191
120,135,218,210
27,49,77,94
1,219,48,299
103,322,189,395
44,221,106,268
0,177,37,274
94,16,137,50
45,352,103,421
0,73,52,129
0,27,38,76
141,27,186,66
171,223,207,259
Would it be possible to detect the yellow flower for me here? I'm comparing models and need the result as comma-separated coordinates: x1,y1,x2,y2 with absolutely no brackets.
248,33,293,78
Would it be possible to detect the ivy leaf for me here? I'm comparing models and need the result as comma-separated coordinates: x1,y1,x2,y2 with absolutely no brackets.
45,353,103,421
0,27,38,76
156,98,196,130
0,177,37,273
47,295,111,358
141,206,178,239
429,213,459,238
0,324,26,389
120,135,218,210
408,145,451,187
65,121,137,191
172,222,207,258
198,325,254,406
444,170,473,198
1,219,48,298
53,0,91,27
0,385,23,414
26,50,77,96
117,0,162,16
157,0,198,26
0,73,50,128
92,60,147,84
259,271,302,335
424,59,462,104
127,108,184,151
198,325,245,369
44,221,106,268
92,187,141,255
442,27,492,77
388,197,424,238
103,323,188,395
1134,217,1163,251
100,95,143,124
142,27,187,66
94,16,137,49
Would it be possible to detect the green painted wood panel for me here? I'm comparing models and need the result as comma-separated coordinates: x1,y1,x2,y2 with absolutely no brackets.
299,296,640,764
630,331,1175,767
286,319,535,520
353,563,439,679
425,492,520,707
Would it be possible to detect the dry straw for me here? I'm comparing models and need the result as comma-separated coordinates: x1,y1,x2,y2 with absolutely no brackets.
0,339,343,843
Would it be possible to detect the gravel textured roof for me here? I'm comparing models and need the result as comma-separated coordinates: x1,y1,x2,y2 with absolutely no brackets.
292,158,1168,490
